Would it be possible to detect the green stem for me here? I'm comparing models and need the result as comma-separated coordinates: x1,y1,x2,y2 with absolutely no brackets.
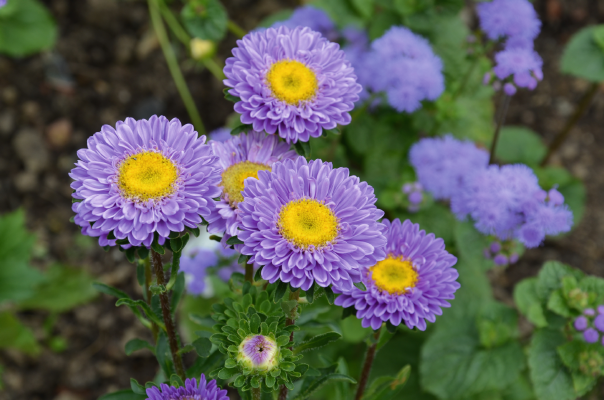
148,0,205,136
245,263,254,284
202,57,225,80
540,82,599,166
251,387,261,400
144,257,159,342
489,94,511,164
354,327,382,400
278,289,300,400
227,19,247,38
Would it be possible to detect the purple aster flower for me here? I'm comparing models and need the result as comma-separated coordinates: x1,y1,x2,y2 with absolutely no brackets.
493,47,543,91
334,218,460,331
477,0,541,45
224,26,362,143
180,248,217,296
409,135,489,200
369,26,444,113
145,374,228,400
451,164,573,248
584,328,599,344
70,116,221,247
585,308,596,317
206,131,297,237
574,316,588,331
273,6,338,42
209,127,231,142
595,315,604,333
237,156,387,291
237,335,279,372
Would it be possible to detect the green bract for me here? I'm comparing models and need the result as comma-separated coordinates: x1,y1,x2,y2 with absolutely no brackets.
210,284,305,392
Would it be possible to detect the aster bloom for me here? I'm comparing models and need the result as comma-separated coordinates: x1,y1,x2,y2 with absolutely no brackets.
224,26,362,143
451,164,573,248
206,131,297,237
409,135,489,200
180,248,217,296
334,218,460,331
145,374,228,400
369,26,444,113
477,0,541,46
238,335,279,372
237,157,387,291
493,47,543,93
273,6,338,42
70,116,221,247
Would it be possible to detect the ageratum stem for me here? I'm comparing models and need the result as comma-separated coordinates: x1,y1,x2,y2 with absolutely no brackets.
354,327,382,400
148,0,206,136
144,257,159,341
278,289,300,400
151,249,186,380
489,94,512,164
540,82,599,166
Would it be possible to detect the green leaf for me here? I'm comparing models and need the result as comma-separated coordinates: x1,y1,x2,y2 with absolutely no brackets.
561,24,604,82
324,286,335,305
476,302,518,348
116,298,166,330
230,124,253,136
170,237,183,253
557,178,586,227
593,25,604,52
170,374,185,388
535,261,580,302
294,332,342,354
155,331,173,377
571,371,597,396
363,365,411,400
193,337,212,357
0,311,40,355
181,0,227,42
546,290,572,317
0,0,57,57
92,282,130,300
151,238,165,255
496,126,547,167
528,329,576,400
274,281,288,303
351,0,374,18
514,278,548,328
130,378,146,395
293,373,357,400
98,389,146,400
125,339,154,356
293,140,311,158
226,236,244,245
305,283,316,304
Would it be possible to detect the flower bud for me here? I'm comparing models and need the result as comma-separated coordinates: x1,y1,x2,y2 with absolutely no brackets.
237,334,279,372
190,38,216,60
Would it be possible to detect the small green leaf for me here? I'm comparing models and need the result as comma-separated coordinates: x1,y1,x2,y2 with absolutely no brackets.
324,286,335,305
305,283,316,304
170,374,184,388
514,277,548,328
230,124,253,136
561,24,604,82
181,0,228,41
170,237,184,253
342,306,356,320
130,378,146,395
274,281,288,303
294,332,342,354
496,126,547,166
125,338,154,356
226,236,244,245
547,289,572,317
193,337,212,357
293,141,311,158
98,389,146,400
0,0,57,57
292,373,357,400
93,282,130,300
151,238,165,255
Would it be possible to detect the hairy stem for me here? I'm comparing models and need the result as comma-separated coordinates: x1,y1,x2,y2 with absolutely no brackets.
278,289,300,400
227,20,247,38
540,82,599,166
251,387,261,400
151,249,186,380
354,327,382,400
489,94,511,164
144,257,158,341
148,0,205,135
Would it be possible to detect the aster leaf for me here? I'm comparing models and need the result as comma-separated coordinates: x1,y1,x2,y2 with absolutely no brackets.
234,374,246,387
125,247,137,263
265,374,276,388
293,332,342,355
223,88,242,104
385,321,397,334
238,253,251,265
323,286,335,305
231,124,254,136
169,237,183,253
129,378,146,395
97,389,146,400
226,236,245,245
92,282,130,300
293,141,311,158
107,231,116,240
254,266,264,282
292,373,357,400
250,314,261,334
192,337,212,357
181,0,228,42
137,247,149,260
218,367,239,379
276,335,290,347
151,238,165,255
187,226,201,237
169,374,184,388
561,25,604,82
536,261,582,302
274,281,288,303
125,338,154,356
305,283,316,303
115,298,166,330
547,290,572,317
209,234,222,242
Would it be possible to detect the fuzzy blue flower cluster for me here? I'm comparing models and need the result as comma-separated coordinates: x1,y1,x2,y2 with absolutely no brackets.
574,306,604,345
272,5,339,42
478,0,543,95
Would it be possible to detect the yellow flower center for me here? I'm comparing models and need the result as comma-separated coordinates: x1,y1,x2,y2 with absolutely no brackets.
266,60,318,105
221,161,271,206
277,199,339,249
117,151,178,201
370,256,418,295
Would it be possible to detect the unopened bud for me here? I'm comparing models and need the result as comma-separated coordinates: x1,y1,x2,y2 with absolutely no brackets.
190,38,215,60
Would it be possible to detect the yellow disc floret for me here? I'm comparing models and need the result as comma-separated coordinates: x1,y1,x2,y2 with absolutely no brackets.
221,161,271,206
266,60,318,105
370,256,418,295
277,199,339,249
118,151,178,201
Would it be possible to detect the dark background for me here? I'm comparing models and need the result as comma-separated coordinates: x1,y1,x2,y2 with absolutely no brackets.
0,0,603,399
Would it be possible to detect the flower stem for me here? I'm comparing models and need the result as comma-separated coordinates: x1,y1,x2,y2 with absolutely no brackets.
144,257,158,341
251,387,261,400
245,263,254,283
278,289,300,400
354,327,382,400
540,82,599,166
148,0,206,136
227,19,247,38
489,94,511,164
151,249,186,380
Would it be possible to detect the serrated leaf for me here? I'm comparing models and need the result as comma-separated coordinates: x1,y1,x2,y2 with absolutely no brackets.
547,290,572,317
294,332,342,354
536,261,580,302
125,338,154,356
514,278,548,328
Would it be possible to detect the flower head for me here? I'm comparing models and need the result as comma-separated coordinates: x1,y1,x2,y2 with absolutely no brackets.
238,335,279,371
206,131,297,237
369,26,444,112
273,6,338,42
237,157,387,291
70,116,221,247
477,0,541,45
145,374,228,400
334,219,460,331
409,135,489,200
224,26,361,143
493,47,543,92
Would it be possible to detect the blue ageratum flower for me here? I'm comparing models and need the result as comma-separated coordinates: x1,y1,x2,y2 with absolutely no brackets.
224,26,362,143
369,26,444,113
335,219,460,331
409,135,489,200
145,374,228,400
206,131,297,238
493,47,543,92
451,164,573,248
477,0,541,48
341,27,374,104
272,5,339,42
70,116,221,247
237,157,387,291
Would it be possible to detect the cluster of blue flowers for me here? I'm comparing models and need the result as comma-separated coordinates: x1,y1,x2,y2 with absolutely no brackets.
410,135,573,250
478,0,544,95
574,307,604,345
